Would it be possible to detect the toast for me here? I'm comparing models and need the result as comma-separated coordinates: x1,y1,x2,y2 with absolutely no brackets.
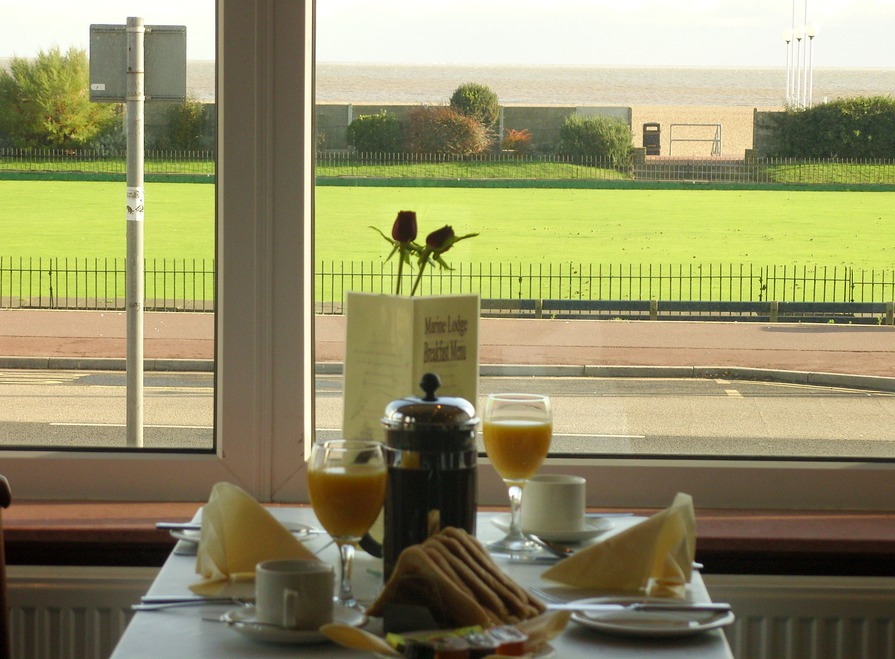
367,527,546,629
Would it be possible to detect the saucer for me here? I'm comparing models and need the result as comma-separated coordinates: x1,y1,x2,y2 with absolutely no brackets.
222,605,366,645
491,514,613,543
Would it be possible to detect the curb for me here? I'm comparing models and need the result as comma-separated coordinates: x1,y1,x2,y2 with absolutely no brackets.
3,356,893,393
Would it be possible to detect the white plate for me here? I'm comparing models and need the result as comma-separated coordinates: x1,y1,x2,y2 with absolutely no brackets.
491,514,613,542
169,521,318,545
222,605,366,645
569,597,735,638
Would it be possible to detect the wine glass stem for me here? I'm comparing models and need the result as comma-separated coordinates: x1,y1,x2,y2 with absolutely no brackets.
336,541,356,608
507,483,525,539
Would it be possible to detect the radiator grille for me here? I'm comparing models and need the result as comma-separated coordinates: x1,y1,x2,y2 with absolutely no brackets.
7,566,156,659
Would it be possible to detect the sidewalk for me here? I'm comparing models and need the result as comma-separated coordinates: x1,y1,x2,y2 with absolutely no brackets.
1,309,894,385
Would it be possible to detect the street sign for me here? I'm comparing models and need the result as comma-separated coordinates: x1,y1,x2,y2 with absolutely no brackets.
89,24,186,102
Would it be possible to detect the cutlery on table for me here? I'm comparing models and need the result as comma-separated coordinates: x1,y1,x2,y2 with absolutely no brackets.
156,522,322,535
133,596,254,611
543,601,732,614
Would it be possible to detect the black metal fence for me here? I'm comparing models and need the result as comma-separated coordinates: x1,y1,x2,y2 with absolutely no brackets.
0,148,215,176
3,148,895,186
0,257,214,311
3,258,893,322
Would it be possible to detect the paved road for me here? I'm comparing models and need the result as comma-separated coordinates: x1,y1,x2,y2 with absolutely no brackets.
3,370,894,456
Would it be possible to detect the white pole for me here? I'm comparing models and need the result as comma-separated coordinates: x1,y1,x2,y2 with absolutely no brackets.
794,29,803,108
783,31,793,105
789,0,797,104
801,0,810,107
126,16,145,448
806,26,816,107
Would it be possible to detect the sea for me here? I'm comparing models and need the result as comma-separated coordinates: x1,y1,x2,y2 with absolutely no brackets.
183,61,894,108
0,57,890,107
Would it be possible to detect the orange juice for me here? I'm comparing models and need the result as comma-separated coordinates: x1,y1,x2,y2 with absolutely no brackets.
308,465,386,539
482,419,552,482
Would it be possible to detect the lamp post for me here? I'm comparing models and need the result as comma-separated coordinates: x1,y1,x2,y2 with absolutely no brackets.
793,26,804,108
783,29,793,105
805,23,817,108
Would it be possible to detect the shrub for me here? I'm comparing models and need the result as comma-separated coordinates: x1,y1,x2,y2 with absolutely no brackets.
404,106,491,156
771,96,895,158
559,114,633,162
157,99,209,150
346,111,403,153
450,82,500,128
501,128,533,154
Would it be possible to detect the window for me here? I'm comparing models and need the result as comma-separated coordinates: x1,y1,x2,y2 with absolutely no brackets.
3,1,894,510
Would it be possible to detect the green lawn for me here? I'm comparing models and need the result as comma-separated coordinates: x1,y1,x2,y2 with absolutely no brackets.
1,180,892,270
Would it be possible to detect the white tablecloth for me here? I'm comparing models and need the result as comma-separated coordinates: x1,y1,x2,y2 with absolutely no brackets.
111,508,733,658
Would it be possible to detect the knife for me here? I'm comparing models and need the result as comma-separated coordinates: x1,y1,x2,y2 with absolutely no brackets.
134,596,255,611
545,601,731,614
156,522,323,535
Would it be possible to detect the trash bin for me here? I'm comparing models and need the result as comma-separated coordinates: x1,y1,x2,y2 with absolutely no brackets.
643,122,661,155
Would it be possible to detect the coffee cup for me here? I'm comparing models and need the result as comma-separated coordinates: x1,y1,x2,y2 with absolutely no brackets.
255,559,334,629
522,474,586,536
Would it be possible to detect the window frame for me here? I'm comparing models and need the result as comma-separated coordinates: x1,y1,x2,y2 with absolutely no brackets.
2,0,894,510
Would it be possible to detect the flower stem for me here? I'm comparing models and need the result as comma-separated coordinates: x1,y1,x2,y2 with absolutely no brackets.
395,246,405,295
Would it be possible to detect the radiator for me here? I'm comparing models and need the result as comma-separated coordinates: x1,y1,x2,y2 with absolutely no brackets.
6,569,895,659
6,566,156,659
705,575,895,659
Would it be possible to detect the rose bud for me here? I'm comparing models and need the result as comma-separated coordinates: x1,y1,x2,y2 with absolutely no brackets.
392,211,418,243
426,225,455,251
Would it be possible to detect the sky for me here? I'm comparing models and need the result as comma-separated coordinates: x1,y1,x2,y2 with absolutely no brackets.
1,0,894,68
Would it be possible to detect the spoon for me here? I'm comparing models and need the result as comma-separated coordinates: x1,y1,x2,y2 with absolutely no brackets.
526,533,575,559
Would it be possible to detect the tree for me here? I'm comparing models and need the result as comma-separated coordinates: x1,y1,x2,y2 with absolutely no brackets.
450,82,500,128
0,47,119,148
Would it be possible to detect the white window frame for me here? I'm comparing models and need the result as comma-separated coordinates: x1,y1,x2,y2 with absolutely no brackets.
2,0,894,510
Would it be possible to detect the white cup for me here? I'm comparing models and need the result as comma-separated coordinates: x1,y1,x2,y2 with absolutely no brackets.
255,559,334,630
522,474,586,536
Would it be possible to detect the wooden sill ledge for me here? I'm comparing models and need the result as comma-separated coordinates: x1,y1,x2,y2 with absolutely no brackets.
4,502,895,576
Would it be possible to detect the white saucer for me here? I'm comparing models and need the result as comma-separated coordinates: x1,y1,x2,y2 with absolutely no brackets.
491,514,613,543
570,597,736,638
222,605,366,645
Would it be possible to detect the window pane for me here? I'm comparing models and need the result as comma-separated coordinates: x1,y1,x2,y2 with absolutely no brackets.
0,2,216,451
314,3,895,466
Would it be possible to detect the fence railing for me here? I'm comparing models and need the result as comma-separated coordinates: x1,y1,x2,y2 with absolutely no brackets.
3,148,895,185
3,258,893,322
0,257,214,311
0,148,215,176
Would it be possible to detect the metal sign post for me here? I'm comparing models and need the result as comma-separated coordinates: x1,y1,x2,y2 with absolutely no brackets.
90,19,186,448
125,17,145,448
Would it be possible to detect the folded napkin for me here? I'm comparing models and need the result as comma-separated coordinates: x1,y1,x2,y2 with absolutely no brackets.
190,482,318,595
541,492,695,598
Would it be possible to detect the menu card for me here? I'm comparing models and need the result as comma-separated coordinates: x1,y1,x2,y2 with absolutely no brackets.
342,291,480,440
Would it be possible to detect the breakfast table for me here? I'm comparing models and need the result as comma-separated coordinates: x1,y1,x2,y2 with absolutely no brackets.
111,507,734,658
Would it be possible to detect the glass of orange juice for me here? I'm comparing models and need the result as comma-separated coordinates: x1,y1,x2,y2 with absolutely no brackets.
482,393,552,553
308,439,386,610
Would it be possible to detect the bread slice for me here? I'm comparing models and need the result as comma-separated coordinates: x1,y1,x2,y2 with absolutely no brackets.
366,527,545,628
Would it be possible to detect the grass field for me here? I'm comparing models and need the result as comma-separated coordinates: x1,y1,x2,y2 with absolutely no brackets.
1,179,892,269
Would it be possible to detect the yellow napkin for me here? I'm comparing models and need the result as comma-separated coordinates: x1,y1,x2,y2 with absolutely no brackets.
190,482,318,595
541,492,695,598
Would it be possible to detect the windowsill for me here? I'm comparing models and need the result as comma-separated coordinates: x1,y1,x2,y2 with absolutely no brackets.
4,501,895,575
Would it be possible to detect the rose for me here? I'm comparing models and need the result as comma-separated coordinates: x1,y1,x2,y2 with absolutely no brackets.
372,212,477,296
